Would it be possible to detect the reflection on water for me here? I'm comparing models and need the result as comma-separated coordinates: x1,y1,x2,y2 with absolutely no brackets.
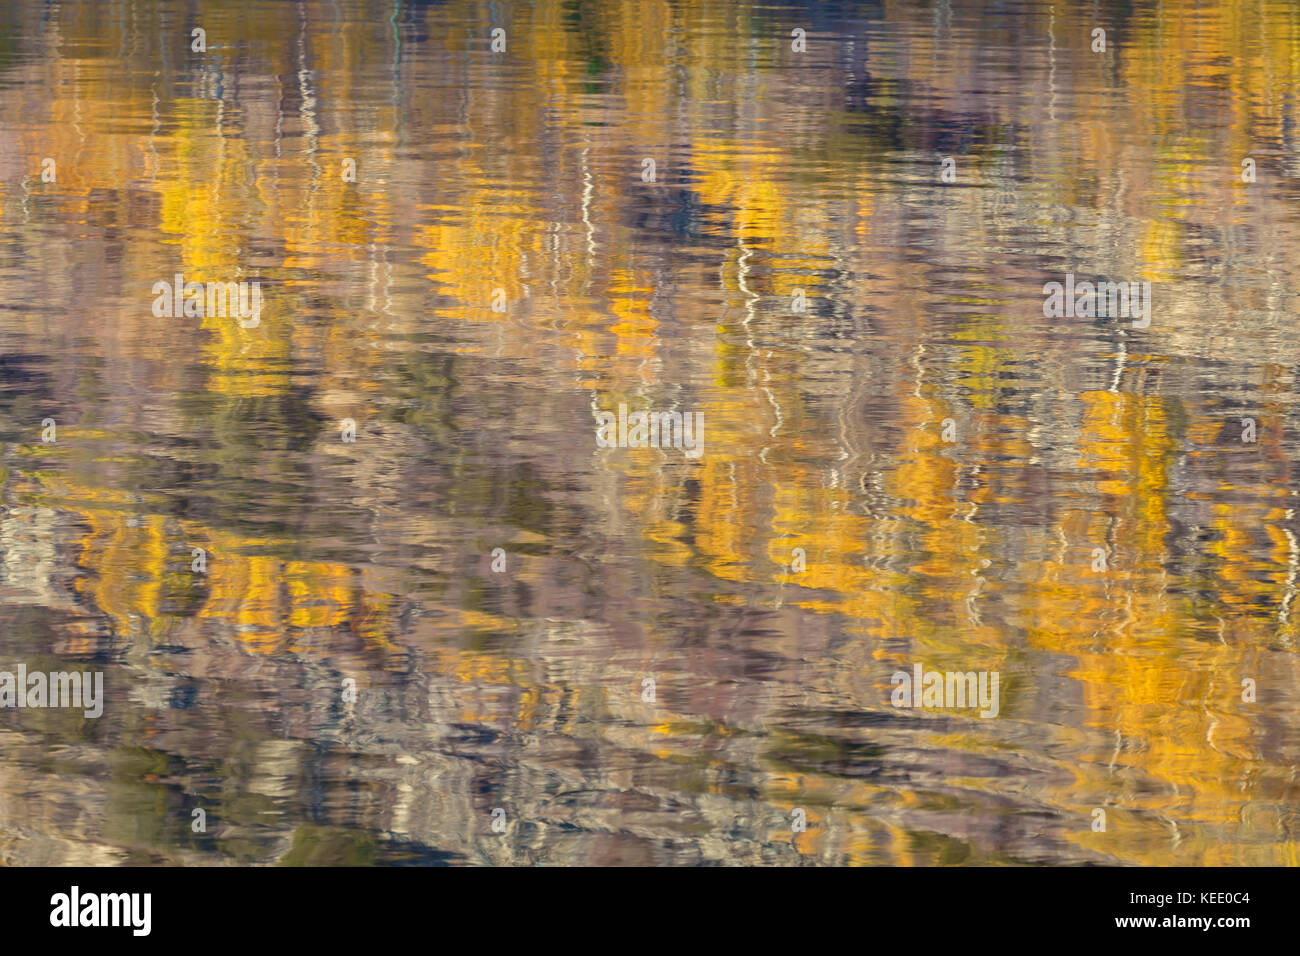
0,0,1299,866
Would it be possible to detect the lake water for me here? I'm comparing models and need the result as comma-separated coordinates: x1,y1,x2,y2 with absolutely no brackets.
1,0,1298,865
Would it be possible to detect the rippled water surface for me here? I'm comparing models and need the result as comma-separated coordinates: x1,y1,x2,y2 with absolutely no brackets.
1,0,1299,865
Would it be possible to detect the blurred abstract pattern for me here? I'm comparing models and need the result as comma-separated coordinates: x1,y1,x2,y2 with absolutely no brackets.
0,0,1298,865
